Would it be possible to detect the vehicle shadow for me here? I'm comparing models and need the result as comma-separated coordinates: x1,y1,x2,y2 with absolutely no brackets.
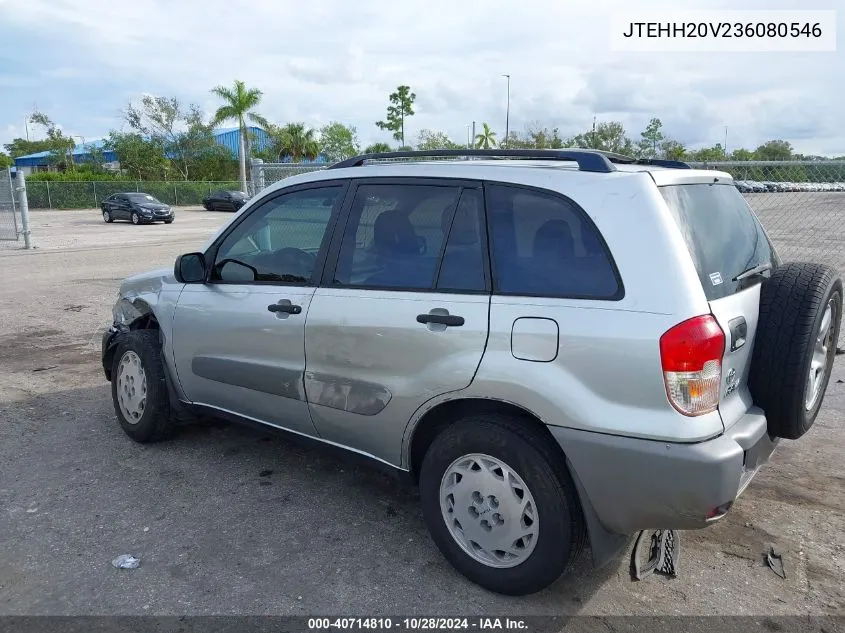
0,383,626,616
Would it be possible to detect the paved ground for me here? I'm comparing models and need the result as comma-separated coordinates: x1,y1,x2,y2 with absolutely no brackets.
0,208,843,616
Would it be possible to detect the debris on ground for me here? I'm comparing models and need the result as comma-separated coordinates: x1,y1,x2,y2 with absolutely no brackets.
631,529,680,580
31,366,57,373
112,554,140,569
766,546,786,579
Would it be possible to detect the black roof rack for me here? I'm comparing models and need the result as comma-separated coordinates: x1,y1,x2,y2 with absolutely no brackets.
328,149,618,173
604,152,691,169
328,149,691,172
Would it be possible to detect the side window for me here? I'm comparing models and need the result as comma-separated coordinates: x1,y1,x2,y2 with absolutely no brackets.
332,183,462,290
436,188,486,291
486,184,620,299
211,186,342,284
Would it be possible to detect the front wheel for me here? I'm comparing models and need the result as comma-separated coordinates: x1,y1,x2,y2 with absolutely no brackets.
103,210,113,223
164,219,173,224
110,330,173,442
131,212,140,225
419,414,586,595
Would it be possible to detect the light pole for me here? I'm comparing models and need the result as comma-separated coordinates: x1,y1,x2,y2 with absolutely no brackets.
502,74,510,148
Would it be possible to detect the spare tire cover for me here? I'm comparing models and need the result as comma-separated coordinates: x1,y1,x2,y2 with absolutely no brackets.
749,262,842,439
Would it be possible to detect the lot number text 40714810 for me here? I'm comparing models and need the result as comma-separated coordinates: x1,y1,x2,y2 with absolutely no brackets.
307,618,529,631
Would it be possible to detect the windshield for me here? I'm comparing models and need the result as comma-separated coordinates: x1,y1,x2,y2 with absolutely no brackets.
660,183,778,300
127,193,160,203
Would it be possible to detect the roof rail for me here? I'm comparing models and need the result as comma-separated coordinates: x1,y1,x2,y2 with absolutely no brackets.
328,149,618,173
600,152,691,169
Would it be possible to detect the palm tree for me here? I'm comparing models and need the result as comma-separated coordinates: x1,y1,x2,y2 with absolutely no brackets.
269,122,320,162
475,123,497,149
210,80,270,193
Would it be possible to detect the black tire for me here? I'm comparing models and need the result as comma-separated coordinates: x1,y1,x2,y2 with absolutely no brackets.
110,329,173,443
164,219,173,224
103,210,113,223
749,262,842,439
131,211,140,225
419,414,586,595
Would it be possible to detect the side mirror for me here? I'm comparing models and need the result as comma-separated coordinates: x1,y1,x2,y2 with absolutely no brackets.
174,252,206,283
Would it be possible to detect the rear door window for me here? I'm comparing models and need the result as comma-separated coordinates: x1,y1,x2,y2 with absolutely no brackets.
486,183,621,299
660,183,777,300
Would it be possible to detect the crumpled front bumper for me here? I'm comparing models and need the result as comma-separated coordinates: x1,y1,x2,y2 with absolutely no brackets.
101,324,129,381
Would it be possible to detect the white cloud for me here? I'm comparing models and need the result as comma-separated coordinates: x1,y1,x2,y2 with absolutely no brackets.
1,0,843,154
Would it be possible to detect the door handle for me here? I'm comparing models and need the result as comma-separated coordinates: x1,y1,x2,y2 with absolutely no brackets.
416,313,464,327
268,301,302,315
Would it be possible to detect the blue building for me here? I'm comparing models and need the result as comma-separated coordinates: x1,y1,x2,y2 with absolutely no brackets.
13,126,282,174
13,138,119,174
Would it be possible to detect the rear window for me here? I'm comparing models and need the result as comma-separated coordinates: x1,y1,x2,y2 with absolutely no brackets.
660,183,776,301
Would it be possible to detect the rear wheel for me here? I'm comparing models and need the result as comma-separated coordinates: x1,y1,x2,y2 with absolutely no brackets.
419,414,585,595
749,262,843,439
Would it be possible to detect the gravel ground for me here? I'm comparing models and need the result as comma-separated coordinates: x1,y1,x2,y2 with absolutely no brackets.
0,208,843,617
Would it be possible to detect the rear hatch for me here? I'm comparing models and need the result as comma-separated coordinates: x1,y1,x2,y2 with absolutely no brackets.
659,181,780,430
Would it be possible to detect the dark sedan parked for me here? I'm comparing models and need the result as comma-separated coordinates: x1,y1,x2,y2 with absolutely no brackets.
202,189,249,212
101,193,174,225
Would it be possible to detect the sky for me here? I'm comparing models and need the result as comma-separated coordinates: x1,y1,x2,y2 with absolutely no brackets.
0,0,843,156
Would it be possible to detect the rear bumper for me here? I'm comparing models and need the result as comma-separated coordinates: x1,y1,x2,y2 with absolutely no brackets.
551,407,778,535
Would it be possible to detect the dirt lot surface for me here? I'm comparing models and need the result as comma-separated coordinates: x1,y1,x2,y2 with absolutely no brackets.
0,208,843,617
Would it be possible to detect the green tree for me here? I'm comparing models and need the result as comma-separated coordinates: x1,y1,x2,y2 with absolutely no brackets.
730,148,755,161
416,129,461,151
474,122,497,149
569,121,635,155
375,85,416,147
267,122,320,162
0,152,12,168
501,131,533,149
364,142,392,154
28,111,77,168
210,80,270,191
660,139,687,160
638,118,665,158
318,122,360,162
688,144,726,162
105,132,167,180
754,140,793,161
126,95,232,181
3,138,56,158
526,125,565,149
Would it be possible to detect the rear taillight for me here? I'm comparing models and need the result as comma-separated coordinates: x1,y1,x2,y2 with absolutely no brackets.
659,315,725,416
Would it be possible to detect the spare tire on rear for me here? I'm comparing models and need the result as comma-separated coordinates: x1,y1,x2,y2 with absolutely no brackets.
749,262,842,439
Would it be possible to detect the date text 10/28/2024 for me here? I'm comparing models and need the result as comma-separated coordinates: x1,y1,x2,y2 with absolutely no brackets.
308,618,529,631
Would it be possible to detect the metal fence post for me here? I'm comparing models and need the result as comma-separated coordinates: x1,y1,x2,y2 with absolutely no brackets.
15,170,32,249
46,181,52,210
93,181,97,208
251,158,264,195
174,185,178,206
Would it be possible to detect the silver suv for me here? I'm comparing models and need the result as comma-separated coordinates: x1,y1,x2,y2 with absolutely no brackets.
102,149,842,595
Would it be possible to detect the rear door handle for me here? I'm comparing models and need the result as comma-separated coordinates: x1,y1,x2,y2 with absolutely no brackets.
268,300,302,315
416,313,464,327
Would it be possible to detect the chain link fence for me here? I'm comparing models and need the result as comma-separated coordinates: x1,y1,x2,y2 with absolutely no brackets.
25,180,243,210
0,169,20,241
